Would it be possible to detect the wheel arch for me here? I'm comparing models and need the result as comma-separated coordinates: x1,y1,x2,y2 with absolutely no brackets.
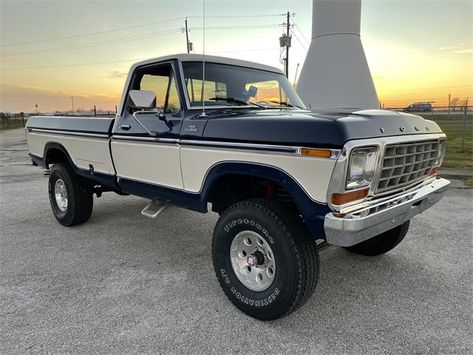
200,162,330,238
43,142,75,169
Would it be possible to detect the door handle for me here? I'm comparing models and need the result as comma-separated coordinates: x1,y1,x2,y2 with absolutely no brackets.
119,124,131,131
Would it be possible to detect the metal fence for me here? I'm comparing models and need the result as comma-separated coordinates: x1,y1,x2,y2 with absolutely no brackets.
383,105,472,115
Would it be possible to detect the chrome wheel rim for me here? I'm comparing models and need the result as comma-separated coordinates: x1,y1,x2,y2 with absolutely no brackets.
54,179,68,212
230,230,276,292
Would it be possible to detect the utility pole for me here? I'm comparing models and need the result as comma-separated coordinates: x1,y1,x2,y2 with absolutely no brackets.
285,11,290,78
448,93,451,115
184,17,193,53
279,12,292,78
461,97,468,152
71,96,75,115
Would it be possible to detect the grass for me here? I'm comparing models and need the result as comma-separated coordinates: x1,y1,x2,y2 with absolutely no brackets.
420,114,473,169
466,177,473,188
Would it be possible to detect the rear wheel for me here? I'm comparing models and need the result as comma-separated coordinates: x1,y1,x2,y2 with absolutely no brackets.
212,199,319,320
344,221,410,256
48,163,93,226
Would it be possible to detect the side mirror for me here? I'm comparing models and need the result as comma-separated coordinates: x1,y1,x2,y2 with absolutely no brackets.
128,90,157,110
242,85,258,100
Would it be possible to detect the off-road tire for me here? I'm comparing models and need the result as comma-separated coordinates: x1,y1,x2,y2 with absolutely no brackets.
48,162,93,226
344,221,410,256
212,199,319,320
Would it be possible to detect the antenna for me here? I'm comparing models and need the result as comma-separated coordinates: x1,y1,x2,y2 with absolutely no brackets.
200,0,207,117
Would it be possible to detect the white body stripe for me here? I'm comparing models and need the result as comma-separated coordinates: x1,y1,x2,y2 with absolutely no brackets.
110,140,183,189
27,132,114,174
27,130,335,203
180,146,335,202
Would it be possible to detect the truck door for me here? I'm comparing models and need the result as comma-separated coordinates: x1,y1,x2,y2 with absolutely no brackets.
111,61,184,191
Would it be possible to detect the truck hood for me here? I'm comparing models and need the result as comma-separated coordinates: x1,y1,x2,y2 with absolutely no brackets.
201,109,443,148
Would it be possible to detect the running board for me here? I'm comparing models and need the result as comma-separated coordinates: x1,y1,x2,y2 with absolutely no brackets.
141,200,167,218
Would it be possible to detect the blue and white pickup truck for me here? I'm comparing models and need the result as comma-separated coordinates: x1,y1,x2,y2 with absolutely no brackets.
26,54,450,320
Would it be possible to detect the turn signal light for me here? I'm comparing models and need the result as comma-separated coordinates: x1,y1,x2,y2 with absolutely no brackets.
331,188,369,205
301,148,332,158
430,167,439,175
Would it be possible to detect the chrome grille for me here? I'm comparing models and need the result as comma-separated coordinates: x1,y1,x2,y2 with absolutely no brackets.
376,140,440,193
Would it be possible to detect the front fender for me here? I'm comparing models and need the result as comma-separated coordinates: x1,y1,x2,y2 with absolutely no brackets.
200,162,330,238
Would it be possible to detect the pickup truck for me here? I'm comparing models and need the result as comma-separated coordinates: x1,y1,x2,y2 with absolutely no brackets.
26,54,450,320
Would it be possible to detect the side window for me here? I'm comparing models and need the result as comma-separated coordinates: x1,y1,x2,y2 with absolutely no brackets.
136,64,181,114
140,75,169,111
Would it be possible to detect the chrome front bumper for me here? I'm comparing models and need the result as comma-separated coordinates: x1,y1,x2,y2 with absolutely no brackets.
324,178,450,247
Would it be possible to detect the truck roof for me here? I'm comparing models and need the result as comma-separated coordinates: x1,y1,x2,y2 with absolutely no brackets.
130,53,283,75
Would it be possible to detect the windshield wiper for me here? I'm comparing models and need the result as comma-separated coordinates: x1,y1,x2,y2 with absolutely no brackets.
209,97,265,109
268,100,303,109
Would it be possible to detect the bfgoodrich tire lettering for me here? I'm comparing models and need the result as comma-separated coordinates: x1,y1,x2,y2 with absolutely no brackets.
48,162,93,226
212,199,319,320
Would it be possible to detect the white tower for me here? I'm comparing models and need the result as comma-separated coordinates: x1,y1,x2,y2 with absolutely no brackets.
296,0,378,111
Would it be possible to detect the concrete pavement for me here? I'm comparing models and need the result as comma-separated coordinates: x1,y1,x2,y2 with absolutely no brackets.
1,129,472,353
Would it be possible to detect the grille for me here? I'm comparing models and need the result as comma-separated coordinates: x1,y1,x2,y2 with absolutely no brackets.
376,140,440,193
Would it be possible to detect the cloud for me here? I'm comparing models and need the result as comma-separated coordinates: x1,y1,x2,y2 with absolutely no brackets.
107,70,128,78
455,49,473,54
439,43,473,54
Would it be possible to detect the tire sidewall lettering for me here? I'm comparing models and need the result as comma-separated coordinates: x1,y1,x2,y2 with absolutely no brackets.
223,218,274,245
227,275,280,308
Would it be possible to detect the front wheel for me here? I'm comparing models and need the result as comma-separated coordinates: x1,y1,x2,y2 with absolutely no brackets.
344,221,410,256
48,162,93,226
212,199,319,320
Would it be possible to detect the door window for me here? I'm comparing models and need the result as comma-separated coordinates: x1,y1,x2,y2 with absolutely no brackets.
135,63,181,114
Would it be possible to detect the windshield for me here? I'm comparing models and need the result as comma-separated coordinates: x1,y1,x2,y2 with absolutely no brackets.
181,61,305,109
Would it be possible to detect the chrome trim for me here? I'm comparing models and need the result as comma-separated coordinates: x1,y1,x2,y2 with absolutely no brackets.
114,135,339,158
112,135,179,144
27,128,109,139
180,139,298,153
326,133,447,212
324,177,450,247
181,140,340,158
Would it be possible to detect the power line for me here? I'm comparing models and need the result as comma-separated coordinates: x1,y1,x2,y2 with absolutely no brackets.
1,58,143,71
1,29,181,56
2,24,282,57
191,24,282,31
0,14,284,47
0,17,183,47
291,21,310,46
210,47,280,54
290,29,308,50
188,14,284,18
2,48,281,71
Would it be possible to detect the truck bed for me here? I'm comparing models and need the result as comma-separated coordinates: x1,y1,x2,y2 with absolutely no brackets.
26,116,115,178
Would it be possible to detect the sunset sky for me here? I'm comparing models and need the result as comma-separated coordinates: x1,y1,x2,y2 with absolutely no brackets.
1,0,472,112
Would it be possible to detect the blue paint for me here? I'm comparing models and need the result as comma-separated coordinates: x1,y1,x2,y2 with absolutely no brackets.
27,116,114,135
117,162,330,239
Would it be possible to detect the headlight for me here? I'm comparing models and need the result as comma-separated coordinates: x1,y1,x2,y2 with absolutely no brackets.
346,147,379,190
434,140,447,166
